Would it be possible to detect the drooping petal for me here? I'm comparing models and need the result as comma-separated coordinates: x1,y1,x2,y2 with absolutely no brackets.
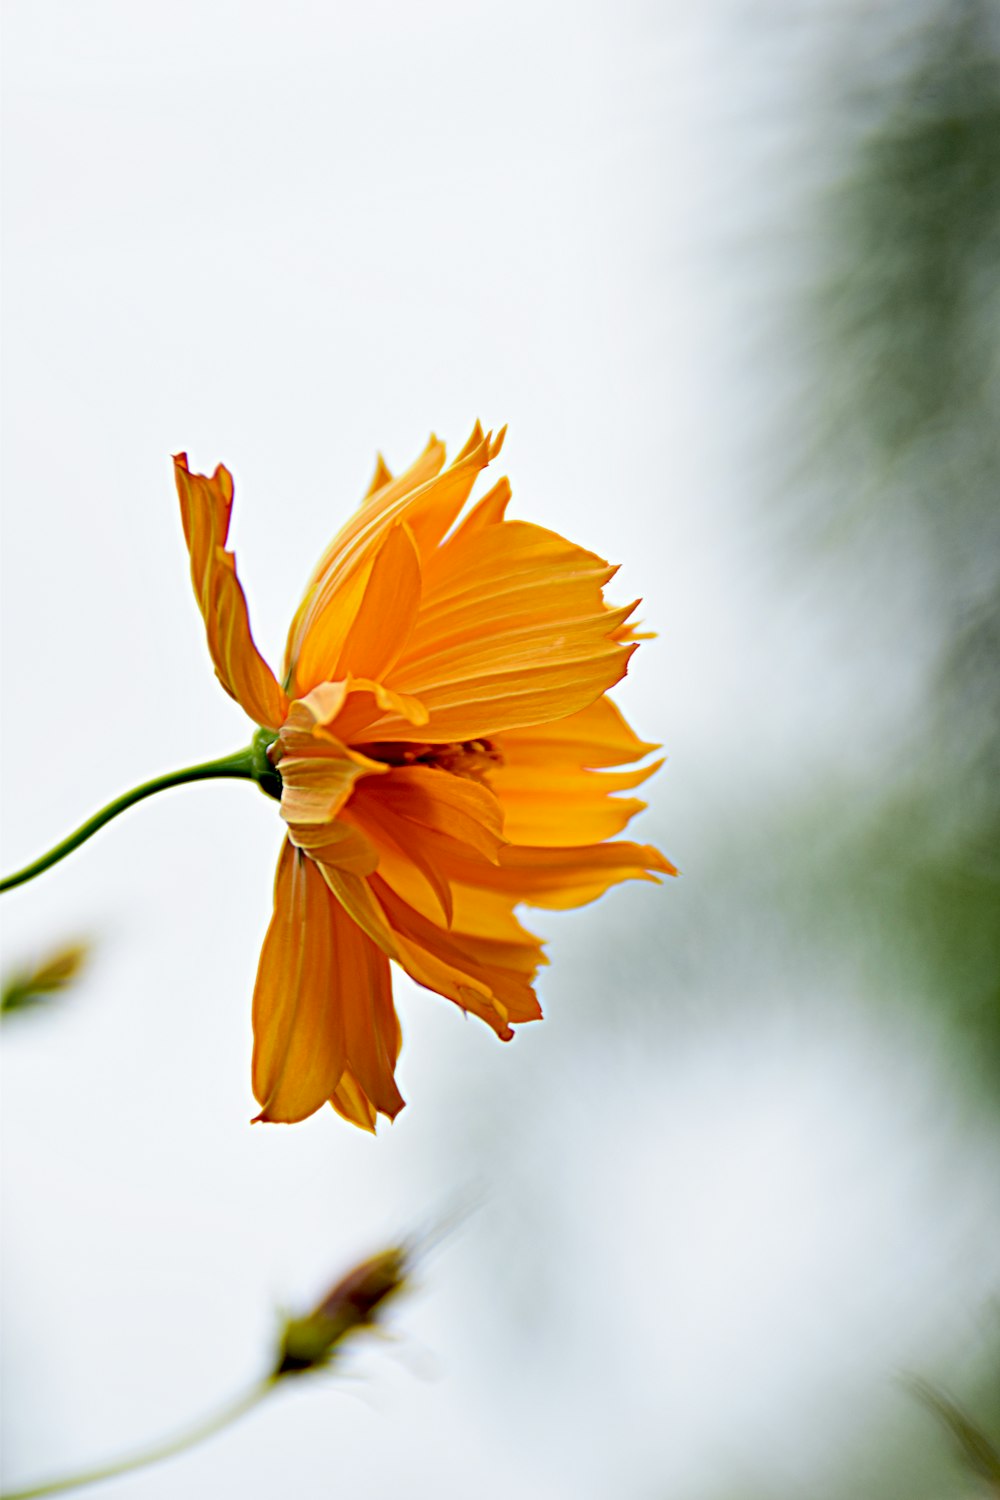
446,880,545,946
316,862,542,1041
251,841,348,1123
330,955,405,1131
330,1072,380,1132
284,428,503,695
315,865,402,959
173,454,287,730
357,519,638,742
370,875,543,1040
286,815,382,877
351,806,456,926
252,841,404,1128
372,847,550,974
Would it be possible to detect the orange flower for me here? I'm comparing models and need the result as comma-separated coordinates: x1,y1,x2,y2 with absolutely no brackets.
175,425,673,1129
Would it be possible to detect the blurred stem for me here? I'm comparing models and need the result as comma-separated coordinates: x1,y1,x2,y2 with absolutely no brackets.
0,733,279,894
0,1379,275,1498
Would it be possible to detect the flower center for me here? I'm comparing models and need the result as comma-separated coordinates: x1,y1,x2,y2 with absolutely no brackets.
357,738,503,781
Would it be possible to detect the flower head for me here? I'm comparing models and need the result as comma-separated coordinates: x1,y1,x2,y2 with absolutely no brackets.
175,425,673,1128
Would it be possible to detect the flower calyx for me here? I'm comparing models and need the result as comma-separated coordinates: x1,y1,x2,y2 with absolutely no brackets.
250,726,283,801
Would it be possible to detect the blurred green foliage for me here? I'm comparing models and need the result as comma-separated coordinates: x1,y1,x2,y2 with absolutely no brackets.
834,18,1000,446
814,0,1000,1073
825,0,1000,489
910,1375,1000,1493
677,9,1000,1496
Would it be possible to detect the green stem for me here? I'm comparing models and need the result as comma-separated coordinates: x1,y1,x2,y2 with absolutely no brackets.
1,733,279,895
1,1380,275,1499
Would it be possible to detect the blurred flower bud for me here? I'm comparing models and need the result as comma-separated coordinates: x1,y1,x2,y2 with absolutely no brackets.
273,1246,409,1377
1,940,91,1017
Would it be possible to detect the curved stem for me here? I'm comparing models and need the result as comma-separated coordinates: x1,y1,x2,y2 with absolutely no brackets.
1,1380,274,1499
0,746,261,894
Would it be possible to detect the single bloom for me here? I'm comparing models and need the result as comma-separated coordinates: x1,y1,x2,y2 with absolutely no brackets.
175,425,673,1130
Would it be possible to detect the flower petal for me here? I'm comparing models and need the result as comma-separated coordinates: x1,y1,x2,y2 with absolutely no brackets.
252,841,403,1127
275,715,384,873
278,749,378,830
331,960,404,1130
291,523,424,698
173,454,287,730
444,840,677,909
446,475,512,542
370,875,543,1039
354,766,505,863
490,761,661,847
284,427,501,695
363,452,395,500
330,1072,379,1132
317,864,541,1040
315,865,402,959
342,764,507,925
490,697,664,846
317,861,510,1033
362,520,637,742
286,681,429,746
494,695,661,768
372,845,550,968
332,523,422,682
251,841,348,1123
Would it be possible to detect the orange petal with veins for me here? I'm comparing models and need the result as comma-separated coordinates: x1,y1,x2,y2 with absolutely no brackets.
174,454,287,729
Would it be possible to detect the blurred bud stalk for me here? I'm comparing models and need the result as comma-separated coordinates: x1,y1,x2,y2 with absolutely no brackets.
1,1240,413,1500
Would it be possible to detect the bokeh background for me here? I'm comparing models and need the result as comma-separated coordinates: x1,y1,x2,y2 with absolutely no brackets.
3,2,999,1496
